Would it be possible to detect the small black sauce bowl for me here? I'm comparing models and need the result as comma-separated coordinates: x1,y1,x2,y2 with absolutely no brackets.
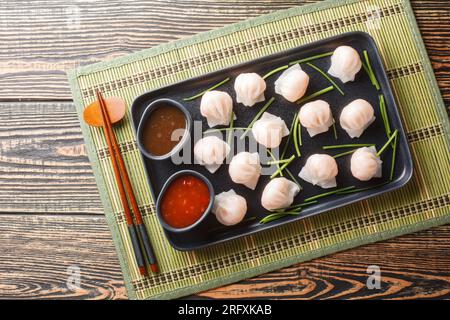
136,98,192,161
156,170,215,233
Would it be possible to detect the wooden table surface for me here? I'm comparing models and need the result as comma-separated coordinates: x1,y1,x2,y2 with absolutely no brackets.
0,0,449,300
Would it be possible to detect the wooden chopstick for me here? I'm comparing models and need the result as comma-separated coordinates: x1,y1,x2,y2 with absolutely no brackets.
96,91,159,275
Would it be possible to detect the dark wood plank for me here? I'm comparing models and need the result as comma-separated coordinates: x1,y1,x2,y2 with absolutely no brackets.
0,214,126,299
0,0,448,103
0,102,102,214
0,213,448,299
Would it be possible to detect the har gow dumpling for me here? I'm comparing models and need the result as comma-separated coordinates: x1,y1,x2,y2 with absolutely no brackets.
298,154,338,189
261,177,300,211
229,152,262,190
340,99,375,138
200,90,233,128
274,64,309,102
234,73,266,107
213,189,247,226
351,147,382,181
194,136,230,173
252,112,289,149
298,100,334,137
328,46,362,83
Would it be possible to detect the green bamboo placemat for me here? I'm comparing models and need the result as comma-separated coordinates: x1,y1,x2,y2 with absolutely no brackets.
68,0,450,299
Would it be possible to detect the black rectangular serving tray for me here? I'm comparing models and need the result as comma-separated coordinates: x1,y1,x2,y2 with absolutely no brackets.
131,31,413,251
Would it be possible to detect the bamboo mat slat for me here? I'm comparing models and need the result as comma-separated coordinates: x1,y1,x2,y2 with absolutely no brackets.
68,0,450,299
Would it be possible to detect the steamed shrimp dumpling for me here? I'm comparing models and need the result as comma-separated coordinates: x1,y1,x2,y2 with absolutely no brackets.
351,147,382,181
213,190,247,226
274,64,309,102
194,136,230,173
340,99,375,138
200,90,233,128
252,112,289,148
229,152,262,190
261,177,301,211
328,46,362,83
298,100,334,137
298,154,338,189
234,73,266,107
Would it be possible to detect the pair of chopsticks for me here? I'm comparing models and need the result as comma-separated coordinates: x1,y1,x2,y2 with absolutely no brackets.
96,91,158,276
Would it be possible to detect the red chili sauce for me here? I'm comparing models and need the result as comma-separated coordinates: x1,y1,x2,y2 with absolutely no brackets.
161,175,211,229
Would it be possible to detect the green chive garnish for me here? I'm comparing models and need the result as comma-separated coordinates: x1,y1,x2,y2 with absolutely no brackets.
293,114,301,157
267,159,292,165
205,127,247,133
332,121,338,140
281,113,298,159
259,211,301,224
298,121,303,146
363,51,380,90
289,52,333,66
296,86,334,105
267,148,283,177
304,186,356,202
336,182,389,195
376,129,398,157
306,62,344,96
379,94,392,139
183,77,230,101
271,155,295,179
276,200,318,212
322,143,375,150
332,149,358,158
240,97,275,140
263,65,289,80
389,134,398,181
285,168,302,189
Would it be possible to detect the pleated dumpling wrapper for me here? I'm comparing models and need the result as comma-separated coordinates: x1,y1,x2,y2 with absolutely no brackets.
252,112,289,149
340,99,375,138
213,189,247,226
234,73,266,107
351,146,383,181
200,90,233,128
261,177,301,211
274,64,309,102
298,100,334,137
229,152,262,190
298,154,338,189
328,45,362,83
194,136,230,173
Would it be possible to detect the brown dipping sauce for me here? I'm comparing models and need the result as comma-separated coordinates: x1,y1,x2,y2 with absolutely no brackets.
142,104,186,156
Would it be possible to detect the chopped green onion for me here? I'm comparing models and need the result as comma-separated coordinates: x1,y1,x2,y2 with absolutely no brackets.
281,112,298,159
240,97,275,140
363,51,380,90
259,211,301,224
296,86,334,105
306,62,344,96
389,134,398,181
263,65,289,80
304,186,356,202
267,159,292,165
289,52,333,66
336,182,389,195
332,149,358,158
376,129,398,157
293,113,301,157
322,143,375,150
379,94,392,139
183,77,230,101
332,121,338,140
285,168,302,189
267,148,283,177
271,155,295,179
227,112,234,145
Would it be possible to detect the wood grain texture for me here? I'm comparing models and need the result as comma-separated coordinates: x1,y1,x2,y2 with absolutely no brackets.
0,0,449,299
0,214,448,299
